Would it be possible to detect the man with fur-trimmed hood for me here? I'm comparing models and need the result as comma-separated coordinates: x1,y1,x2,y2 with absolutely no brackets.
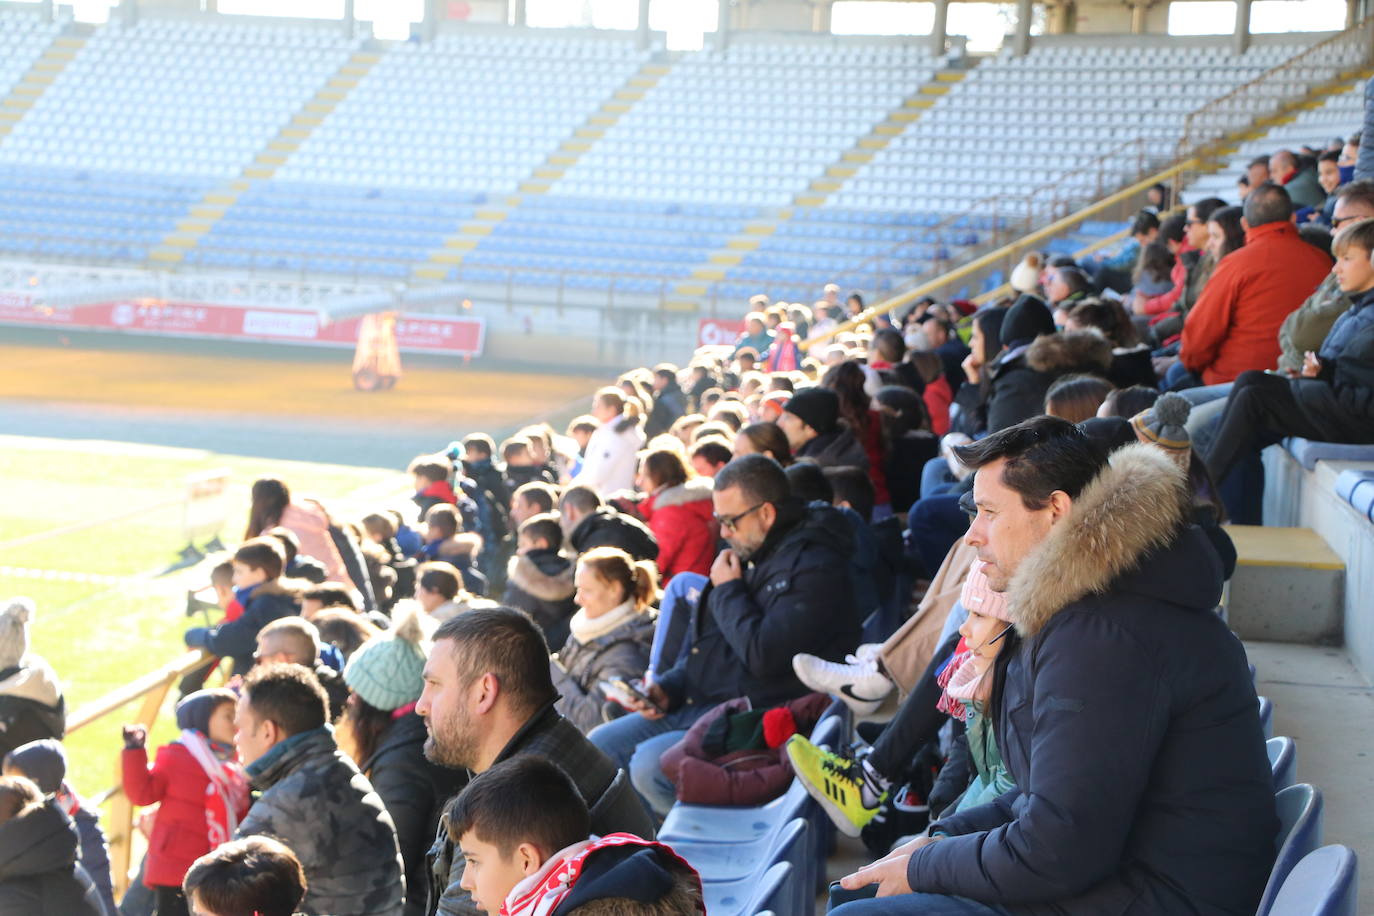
834,416,1275,916
502,514,578,650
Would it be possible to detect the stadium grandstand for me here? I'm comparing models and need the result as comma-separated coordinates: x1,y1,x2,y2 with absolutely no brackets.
1,0,1373,913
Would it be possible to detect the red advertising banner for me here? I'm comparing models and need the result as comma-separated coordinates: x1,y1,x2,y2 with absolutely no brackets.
697,317,746,348
0,296,485,356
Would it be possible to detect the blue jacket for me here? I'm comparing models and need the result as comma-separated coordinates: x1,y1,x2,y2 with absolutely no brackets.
909,445,1274,915
1293,286,1374,441
657,502,860,713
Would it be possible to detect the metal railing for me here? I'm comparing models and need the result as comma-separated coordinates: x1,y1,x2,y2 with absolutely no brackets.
1177,17,1374,160
67,650,221,899
803,157,1204,348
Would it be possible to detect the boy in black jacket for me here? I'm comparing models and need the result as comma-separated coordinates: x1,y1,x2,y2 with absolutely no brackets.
184,538,301,675
501,515,576,650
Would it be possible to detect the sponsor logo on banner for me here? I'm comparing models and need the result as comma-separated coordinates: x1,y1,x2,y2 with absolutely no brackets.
0,298,486,356
243,309,319,339
697,318,746,347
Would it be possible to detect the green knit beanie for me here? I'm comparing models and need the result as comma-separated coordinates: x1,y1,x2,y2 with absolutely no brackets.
343,610,428,711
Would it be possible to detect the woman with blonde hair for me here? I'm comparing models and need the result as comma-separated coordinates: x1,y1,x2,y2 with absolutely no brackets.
551,548,658,734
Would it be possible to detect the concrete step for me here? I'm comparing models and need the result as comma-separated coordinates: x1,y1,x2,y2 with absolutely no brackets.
1226,525,1344,644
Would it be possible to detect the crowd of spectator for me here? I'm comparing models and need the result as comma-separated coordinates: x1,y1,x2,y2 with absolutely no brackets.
1,132,1373,916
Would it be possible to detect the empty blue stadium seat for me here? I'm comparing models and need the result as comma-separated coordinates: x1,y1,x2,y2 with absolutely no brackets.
1268,737,1296,792
1257,784,1326,916
1268,845,1358,916
703,860,794,916
1259,695,1274,740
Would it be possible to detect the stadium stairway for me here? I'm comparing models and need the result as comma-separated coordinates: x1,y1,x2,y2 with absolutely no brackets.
409,57,673,283
1182,66,1374,202
0,29,87,143
663,66,971,310
147,46,382,266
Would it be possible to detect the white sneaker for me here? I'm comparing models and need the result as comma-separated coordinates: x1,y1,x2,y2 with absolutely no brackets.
852,643,883,664
792,652,894,716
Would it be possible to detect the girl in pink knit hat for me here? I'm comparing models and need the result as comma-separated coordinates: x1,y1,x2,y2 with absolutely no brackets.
934,561,1018,815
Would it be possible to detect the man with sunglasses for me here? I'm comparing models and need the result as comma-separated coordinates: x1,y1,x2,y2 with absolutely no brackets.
587,454,860,817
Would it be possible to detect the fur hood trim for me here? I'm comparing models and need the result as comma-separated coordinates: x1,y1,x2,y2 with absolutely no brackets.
1007,444,1189,637
508,554,575,602
435,532,484,559
653,477,714,509
1026,329,1113,375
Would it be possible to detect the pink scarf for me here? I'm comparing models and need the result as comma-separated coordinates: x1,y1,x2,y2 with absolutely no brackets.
935,650,992,722
178,729,251,847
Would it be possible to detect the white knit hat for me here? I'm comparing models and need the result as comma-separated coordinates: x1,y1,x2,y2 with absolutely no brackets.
0,599,34,669
1010,254,1043,295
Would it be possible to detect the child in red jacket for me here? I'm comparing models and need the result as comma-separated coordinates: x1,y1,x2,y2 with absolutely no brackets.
121,688,250,916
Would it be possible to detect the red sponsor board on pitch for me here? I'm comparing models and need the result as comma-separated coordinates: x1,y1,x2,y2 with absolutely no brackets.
0,298,485,356
697,318,745,347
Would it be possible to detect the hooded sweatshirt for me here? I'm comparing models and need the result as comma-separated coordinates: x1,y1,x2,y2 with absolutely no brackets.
501,834,704,916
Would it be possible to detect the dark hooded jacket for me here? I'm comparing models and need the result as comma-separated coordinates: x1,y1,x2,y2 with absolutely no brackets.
186,581,301,676
3,739,114,916
0,660,65,761
985,330,1113,433
1290,286,1374,443
547,838,703,916
910,445,1275,915
645,379,688,438
794,427,870,470
360,712,469,916
568,507,659,564
0,798,103,916
502,549,578,650
238,727,404,916
656,501,861,713
427,702,656,916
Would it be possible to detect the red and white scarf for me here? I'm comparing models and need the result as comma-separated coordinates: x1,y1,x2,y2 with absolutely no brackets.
500,834,704,916
178,729,251,847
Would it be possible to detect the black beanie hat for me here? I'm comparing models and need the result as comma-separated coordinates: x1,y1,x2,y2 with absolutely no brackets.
784,387,840,435
1000,294,1055,349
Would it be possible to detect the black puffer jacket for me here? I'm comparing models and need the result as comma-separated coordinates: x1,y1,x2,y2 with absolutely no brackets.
794,427,870,470
0,798,103,916
986,331,1113,433
427,703,655,916
912,446,1274,915
551,612,656,734
502,549,577,650
362,713,469,916
0,660,65,760
568,507,659,563
657,501,861,713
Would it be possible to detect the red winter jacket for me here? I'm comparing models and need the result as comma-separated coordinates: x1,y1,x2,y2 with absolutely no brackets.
639,479,718,579
121,743,221,888
1181,222,1332,385
923,375,953,437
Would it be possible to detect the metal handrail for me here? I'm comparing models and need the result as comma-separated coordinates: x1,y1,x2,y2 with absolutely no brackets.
1177,17,1374,160
802,158,1201,348
67,650,221,899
